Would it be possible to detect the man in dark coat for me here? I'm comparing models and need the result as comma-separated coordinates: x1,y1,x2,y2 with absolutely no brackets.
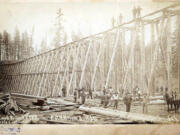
123,92,132,112
88,89,93,99
62,86,67,97
81,88,86,104
73,90,77,103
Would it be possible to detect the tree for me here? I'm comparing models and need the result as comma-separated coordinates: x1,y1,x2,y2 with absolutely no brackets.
71,28,82,42
40,38,48,53
54,8,64,48
20,32,26,59
63,32,67,45
14,27,20,60
3,30,10,60
29,26,35,57
24,31,30,59
0,33,2,61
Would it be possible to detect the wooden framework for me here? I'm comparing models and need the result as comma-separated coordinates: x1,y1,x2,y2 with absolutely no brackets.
0,3,180,97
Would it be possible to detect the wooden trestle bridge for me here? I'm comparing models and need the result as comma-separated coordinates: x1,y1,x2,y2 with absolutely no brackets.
0,3,180,98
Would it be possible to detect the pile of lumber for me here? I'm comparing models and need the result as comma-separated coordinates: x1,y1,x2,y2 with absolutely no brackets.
18,97,80,113
0,94,26,116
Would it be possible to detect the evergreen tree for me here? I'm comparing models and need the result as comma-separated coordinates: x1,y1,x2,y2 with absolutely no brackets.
3,30,10,60
20,32,26,59
14,27,20,60
54,8,64,48
24,31,30,58
29,26,35,57
0,33,2,61
63,32,67,45
71,29,82,42
40,38,48,53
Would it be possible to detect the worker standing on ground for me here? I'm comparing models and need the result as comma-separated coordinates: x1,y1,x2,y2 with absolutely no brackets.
81,88,86,104
73,89,77,103
104,92,110,108
142,93,149,113
123,92,132,112
137,88,141,101
88,89,93,99
108,87,113,107
103,87,106,96
101,88,106,105
77,88,82,99
62,86,67,97
113,92,119,109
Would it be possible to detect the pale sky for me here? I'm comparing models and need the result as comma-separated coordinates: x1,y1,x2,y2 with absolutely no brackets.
0,0,174,50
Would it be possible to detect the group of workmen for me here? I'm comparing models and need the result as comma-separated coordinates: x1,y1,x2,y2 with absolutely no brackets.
100,87,133,112
100,87,149,113
61,86,149,113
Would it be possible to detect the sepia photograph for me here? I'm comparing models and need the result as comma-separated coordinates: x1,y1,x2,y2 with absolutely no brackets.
0,0,180,134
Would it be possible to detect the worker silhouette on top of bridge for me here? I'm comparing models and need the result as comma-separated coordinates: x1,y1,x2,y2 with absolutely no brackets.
133,6,137,19
137,6,142,18
162,9,168,17
133,6,142,19
111,17,115,27
118,14,123,25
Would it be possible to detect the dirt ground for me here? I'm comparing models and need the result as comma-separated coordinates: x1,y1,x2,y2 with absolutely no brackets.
1,96,180,124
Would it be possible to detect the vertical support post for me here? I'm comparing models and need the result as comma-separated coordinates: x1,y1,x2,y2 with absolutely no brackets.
148,17,166,95
105,29,120,89
79,40,92,89
176,14,180,93
91,37,105,90
58,47,71,96
37,53,51,96
166,15,171,91
140,20,146,92
42,51,57,97
51,49,65,96
67,44,80,96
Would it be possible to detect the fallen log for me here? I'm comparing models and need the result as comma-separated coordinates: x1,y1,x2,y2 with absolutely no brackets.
149,99,166,105
79,106,175,124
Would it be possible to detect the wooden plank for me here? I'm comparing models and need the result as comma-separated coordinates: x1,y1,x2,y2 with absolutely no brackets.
79,106,173,124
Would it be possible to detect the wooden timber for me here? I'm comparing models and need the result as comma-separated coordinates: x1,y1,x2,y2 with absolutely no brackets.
79,106,176,124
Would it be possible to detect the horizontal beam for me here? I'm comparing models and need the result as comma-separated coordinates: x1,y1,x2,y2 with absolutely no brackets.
4,70,92,76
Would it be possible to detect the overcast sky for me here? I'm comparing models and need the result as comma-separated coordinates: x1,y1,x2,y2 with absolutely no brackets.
0,0,174,49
